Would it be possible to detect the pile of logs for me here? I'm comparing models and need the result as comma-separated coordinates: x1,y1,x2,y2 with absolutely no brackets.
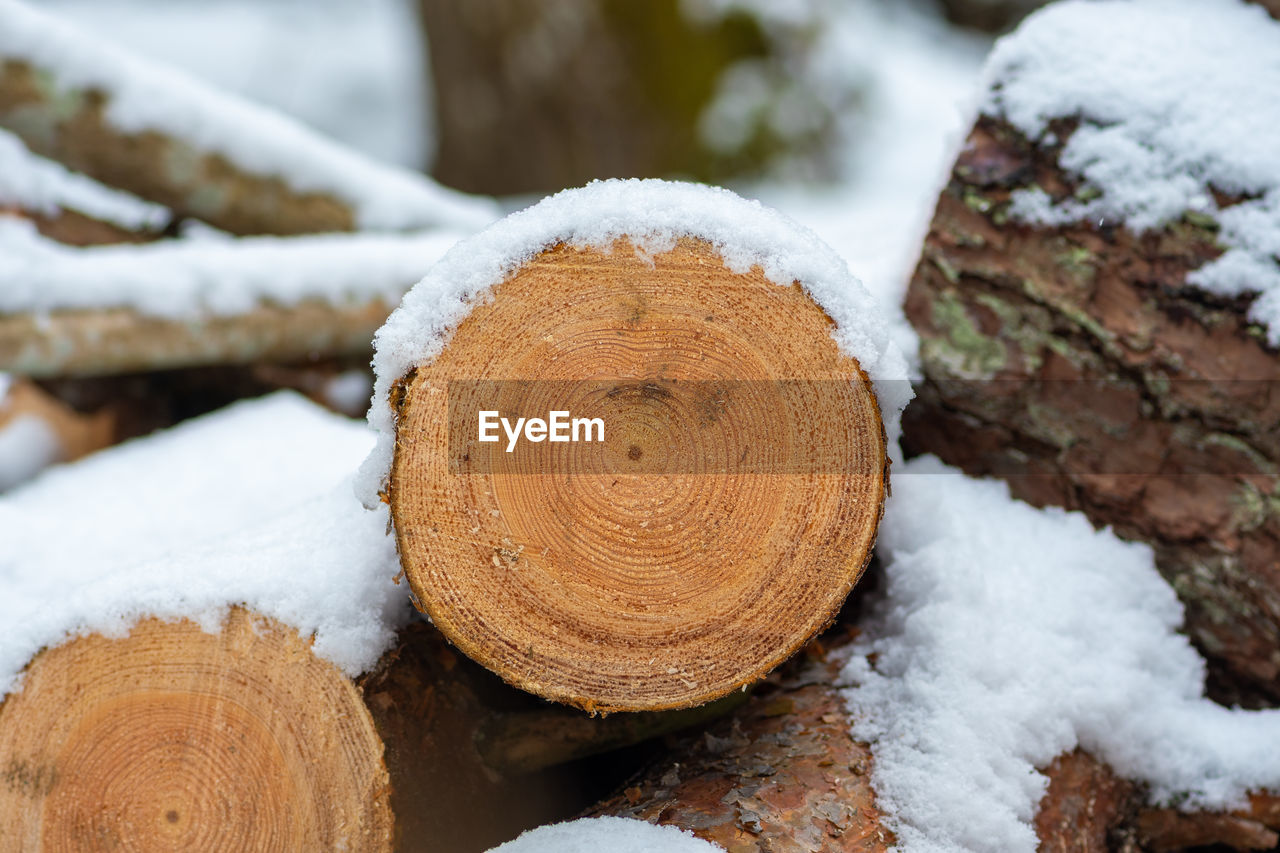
3,3,1279,852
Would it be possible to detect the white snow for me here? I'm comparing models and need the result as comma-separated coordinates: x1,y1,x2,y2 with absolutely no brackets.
0,129,170,230
0,0,495,231
360,178,912,507
0,219,464,317
322,369,375,418
33,0,432,170
0,391,409,698
0,414,60,492
486,817,724,853
840,456,1280,853
985,0,1280,346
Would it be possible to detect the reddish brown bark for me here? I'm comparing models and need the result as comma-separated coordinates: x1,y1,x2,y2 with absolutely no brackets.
591,639,892,853
1035,751,1280,852
902,117,1280,706
1035,752,1137,853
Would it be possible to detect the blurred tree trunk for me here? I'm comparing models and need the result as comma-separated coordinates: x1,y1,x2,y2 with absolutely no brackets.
936,0,1047,32
416,0,770,195
1252,0,1280,19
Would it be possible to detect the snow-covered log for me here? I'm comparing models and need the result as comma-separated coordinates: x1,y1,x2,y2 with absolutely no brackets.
0,128,171,244
0,1,495,236
0,393,738,851
586,647,1280,853
364,180,909,713
901,0,1280,705
0,227,463,376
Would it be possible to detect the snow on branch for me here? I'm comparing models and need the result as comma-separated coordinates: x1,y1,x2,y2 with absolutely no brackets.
0,0,497,235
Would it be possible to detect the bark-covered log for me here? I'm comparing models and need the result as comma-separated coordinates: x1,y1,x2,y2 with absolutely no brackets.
1035,751,1280,853
0,59,355,237
589,654,1278,853
0,299,395,378
387,236,887,712
902,115,1280,706
589,640,893,853
1034,751,1136,853
0,608,738,853
0,6,493,236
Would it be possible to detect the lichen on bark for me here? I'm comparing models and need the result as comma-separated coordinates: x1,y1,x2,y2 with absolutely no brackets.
903,116,1280,706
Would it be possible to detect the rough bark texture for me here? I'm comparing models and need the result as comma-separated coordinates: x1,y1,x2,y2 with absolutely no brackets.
1035,751,1137,853
902,117,1280,706
0,299,395,378
0,60,354,236
417,0,774,195
590,639,893,853
1034,751,1280,852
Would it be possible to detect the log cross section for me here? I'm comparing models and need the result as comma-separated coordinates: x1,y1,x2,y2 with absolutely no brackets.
389,236,888,713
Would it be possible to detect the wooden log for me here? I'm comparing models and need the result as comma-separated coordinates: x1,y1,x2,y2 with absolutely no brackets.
0,608,739,853
0,58,355,237
0,298,393,378
387,236,888,712
0,227,462,378
0,4,494,235
587,643,1280,853
1034,751,1280,853
588,637,893,853
901,114,1280,706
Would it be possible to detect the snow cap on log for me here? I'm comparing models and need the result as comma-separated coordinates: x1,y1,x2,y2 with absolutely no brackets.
364,178,908,713
0,392,408,698
982,0,1280,345
0,226,465,376
361,177,910,506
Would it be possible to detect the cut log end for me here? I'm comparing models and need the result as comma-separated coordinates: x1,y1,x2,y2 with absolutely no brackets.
389,237,887,712
0,609,393,851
